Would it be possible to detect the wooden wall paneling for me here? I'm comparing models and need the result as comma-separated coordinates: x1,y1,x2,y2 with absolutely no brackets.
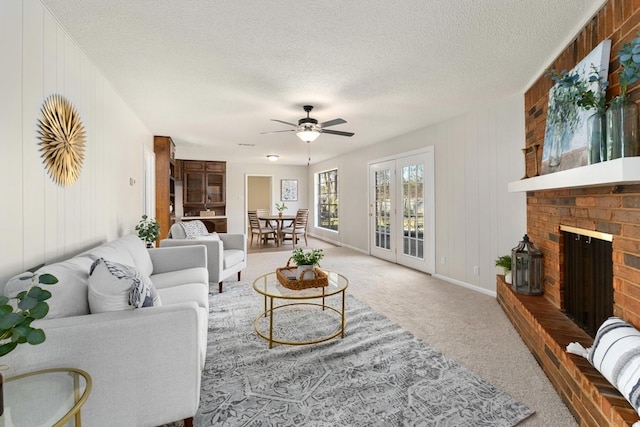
79,53,94,252
55,12,67,255
450,124,467,280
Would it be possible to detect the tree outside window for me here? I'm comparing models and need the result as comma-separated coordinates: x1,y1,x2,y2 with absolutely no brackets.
317,169,338,231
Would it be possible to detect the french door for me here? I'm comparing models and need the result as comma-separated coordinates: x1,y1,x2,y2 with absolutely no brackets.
369,149,434,273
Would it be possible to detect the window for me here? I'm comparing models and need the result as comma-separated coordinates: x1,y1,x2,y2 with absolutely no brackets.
317,169,339,231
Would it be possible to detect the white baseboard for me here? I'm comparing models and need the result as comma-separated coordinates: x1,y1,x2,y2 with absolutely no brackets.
307,233,368,255
432,274,497,298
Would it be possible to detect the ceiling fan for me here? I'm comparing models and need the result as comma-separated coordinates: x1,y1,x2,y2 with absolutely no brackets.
261,105,355,143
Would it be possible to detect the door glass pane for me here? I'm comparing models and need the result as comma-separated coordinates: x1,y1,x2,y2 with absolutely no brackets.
402,163,424,259
374,169,391,250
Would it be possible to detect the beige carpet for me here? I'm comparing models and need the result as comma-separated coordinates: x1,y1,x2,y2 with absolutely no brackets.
237,237,577,427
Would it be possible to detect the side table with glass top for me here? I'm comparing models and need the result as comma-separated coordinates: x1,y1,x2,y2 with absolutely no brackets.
1,367,92,427
253,270,349,348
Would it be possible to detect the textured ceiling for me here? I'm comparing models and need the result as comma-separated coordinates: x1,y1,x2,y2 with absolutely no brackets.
42,0,605,165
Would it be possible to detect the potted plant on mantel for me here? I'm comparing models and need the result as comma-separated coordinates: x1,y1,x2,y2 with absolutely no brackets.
135,214,160,248
291,248,324,280
495,254,512,285
608,33,640,160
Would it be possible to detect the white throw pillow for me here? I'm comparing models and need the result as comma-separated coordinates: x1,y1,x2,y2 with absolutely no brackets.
588,317,640,416
88,258,160,313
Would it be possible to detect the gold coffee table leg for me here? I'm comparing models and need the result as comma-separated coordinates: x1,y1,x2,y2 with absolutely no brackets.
269,296,274,349
341,289,346,338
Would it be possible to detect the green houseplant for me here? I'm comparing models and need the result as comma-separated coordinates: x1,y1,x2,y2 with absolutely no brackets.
495,254,512,285
608,33,640,160
0,272,58,357
275,202,287,217
291,248,324,280
135,214,160,247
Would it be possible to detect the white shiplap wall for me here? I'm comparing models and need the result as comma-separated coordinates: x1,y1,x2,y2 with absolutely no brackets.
0,0,152,285
308,94,526,294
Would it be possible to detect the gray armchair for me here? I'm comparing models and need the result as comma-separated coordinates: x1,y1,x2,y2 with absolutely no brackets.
160,221,247,293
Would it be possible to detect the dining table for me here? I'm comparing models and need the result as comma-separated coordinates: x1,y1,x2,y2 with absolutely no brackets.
258,214,296,246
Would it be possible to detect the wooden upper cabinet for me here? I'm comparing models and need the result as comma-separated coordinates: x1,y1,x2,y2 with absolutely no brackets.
182,160,227,213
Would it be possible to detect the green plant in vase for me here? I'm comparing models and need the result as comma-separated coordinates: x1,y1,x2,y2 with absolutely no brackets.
275,202,287,217
608,33,640,160
291,248,324,280
494,254,512,284
135,214,160,247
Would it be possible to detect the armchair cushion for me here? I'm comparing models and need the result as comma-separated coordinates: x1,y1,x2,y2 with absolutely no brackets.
224,249,245,269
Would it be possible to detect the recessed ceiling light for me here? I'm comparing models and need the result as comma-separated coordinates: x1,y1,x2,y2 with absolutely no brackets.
266,154,279,161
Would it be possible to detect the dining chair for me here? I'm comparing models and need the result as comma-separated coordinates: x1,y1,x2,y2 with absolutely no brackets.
280,209,309,248
248,210,277,248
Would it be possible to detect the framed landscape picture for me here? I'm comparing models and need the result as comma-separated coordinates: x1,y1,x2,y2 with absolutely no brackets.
540,39,611,174
281,179,298,201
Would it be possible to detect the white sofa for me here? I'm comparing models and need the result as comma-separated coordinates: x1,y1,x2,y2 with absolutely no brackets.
161,220,247,293
0,234,209,427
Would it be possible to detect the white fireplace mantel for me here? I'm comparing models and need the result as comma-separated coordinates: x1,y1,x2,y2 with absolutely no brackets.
508,157,640,192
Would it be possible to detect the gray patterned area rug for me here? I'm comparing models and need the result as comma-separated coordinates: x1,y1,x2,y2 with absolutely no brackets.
193,283,533,426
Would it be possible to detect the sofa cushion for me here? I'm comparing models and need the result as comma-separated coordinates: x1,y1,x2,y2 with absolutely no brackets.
4,256,94,318
78,239,135,268
156,283,209,310
588,317,640,416
150,267,209,289
224,249,245,269
88,258,160,313
118,234,154,277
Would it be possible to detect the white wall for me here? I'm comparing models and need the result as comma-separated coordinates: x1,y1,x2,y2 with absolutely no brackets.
0,0,152,285
309,94,527,294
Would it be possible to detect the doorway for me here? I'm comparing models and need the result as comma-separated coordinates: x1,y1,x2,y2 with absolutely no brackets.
246,175,273,228
368,148,435,273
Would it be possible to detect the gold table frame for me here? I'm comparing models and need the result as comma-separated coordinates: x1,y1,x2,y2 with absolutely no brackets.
252,271,348,348
4,367,92,427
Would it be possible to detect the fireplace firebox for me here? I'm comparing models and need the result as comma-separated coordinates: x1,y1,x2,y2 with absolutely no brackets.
562,227,613,337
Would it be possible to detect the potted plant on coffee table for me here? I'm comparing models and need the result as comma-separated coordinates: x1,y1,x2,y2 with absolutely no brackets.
291,248,324,280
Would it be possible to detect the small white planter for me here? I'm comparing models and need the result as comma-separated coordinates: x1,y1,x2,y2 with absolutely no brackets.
505,272,512,284
296,265,315,280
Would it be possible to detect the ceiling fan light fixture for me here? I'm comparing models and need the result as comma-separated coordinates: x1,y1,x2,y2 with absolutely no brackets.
296,128,320,143
266,154,279,161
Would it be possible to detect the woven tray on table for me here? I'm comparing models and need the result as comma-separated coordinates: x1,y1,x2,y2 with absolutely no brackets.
276,259,328,290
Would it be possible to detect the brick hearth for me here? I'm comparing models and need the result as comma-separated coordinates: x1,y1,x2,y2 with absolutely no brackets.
497,277,637,426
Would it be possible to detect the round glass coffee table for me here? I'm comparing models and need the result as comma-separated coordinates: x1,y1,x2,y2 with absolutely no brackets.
253,270,348,348
2,367,92,427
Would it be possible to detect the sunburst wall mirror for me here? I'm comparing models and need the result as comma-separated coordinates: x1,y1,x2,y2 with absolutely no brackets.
37,94,86,186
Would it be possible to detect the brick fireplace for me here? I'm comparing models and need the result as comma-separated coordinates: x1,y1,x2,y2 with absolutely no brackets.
497,1,640,426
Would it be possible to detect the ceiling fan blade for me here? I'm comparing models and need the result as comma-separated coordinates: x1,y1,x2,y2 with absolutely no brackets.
271,119,297,127
260,129,295,134
320,118,347,128
321,129,354,137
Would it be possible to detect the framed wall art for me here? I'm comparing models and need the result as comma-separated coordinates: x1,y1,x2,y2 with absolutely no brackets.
281,179,298,201
540,39,611,174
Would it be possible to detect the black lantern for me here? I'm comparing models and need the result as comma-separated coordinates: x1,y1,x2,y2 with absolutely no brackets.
511,234,543,295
